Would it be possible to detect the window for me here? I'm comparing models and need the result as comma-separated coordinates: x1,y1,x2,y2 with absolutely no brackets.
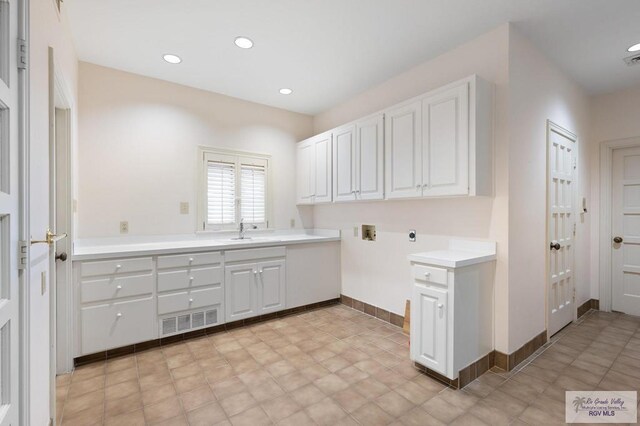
199,147,270,231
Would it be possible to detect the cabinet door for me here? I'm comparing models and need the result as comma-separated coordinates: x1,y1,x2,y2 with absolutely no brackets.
257,259,286,315
384,101,422,199
422,82,469,196
313,132,333,203
411,284,448,375
225,263,258,322
357,114,384,200
296,142,314,204
333,125,357,202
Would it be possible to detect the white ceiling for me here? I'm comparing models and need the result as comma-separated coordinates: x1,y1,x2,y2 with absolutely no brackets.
65,0,640,115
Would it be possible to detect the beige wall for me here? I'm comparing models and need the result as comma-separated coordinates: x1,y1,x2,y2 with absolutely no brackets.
589,85,640,302
312,25,512,352
31,0,78,423
77,63,314,238
507,29,591,352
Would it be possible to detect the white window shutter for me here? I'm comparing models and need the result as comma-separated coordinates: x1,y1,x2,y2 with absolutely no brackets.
241,164,266,224
207,161,236,225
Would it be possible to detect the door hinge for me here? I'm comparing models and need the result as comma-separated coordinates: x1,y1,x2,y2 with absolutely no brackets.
573,288,576,302
573,159,577,170
573,223,576,236
17,38,28,69
18,241,28,270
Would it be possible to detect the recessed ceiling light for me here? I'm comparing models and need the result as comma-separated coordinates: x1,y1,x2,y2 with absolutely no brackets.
163,54,182,64
279,88,293,95
628,42,640,52
234,36,254,49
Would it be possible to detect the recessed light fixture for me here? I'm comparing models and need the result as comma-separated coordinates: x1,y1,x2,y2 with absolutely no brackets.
163,54,182,64
279,88,293,95
628,42,640,52
234,36,254,49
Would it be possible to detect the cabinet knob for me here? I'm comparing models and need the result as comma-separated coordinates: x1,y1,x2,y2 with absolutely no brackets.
189,298,194,303
416,184,421,190
253,270,257,275
424,272,431,278
613,236,623,244
116,312,122,318
422,184,428,188
259,269,263,274
116,264,122,269
189,257,194,262
437,304,444,309
189,276,194,281
116,285,122,290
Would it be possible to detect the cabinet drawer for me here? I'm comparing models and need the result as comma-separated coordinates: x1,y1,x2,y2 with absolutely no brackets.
157,252,222,269
158,286,223,315
225,247,286,263
157,266,223,292
81,257,153,278
81,273,153,303
81,297,154,355
412,265,448,285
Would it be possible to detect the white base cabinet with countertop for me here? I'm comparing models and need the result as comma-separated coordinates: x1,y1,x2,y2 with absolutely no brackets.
409,240,496,380
69,233,341,366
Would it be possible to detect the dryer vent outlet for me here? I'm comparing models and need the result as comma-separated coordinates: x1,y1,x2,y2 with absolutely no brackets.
624,53,640,66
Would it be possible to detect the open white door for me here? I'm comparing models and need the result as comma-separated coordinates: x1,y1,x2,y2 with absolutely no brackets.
0,0,22,424
611,146,640,316
547,121,576,337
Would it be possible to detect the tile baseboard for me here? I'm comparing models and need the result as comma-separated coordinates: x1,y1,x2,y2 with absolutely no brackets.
340,294,404,328
493,330,547,372
74,298,340,367
577,298,600,318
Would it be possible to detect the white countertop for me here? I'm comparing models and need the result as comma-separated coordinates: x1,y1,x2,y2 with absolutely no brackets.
408,239,497,268
73,229,340,260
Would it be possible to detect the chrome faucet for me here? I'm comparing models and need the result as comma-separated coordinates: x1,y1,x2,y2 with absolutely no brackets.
238,218,257,239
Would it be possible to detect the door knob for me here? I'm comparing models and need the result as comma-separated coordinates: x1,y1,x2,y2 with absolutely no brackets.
613,236,623,244
55,252,67,262
550,242,561,250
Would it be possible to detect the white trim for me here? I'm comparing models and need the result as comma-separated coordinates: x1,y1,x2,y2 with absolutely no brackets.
598,136,640,312
18,0,30,424
545,120,578,339
196,146,273,233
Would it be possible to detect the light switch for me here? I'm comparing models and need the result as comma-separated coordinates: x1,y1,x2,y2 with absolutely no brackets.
180,202,189,214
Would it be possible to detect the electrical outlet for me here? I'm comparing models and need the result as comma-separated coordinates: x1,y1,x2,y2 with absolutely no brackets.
180,202,189,214
120,221,129,234
41,271,46,295
290,218,295,228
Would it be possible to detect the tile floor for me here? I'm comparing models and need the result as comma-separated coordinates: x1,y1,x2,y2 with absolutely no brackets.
56,305,640,425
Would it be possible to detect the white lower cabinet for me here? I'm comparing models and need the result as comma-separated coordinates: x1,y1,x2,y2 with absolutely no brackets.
81,297,154,354
73,242,340,361
409,253,494,381
225,257,286,322
411,284,448,374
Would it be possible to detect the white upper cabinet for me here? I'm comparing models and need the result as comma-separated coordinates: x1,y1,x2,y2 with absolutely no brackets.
296,131,332,205
332,125,357,202
297,75,492,204
333,114,384,202
422,82,469,196
356,114,385,200
385,75,492,199
384,101,423,199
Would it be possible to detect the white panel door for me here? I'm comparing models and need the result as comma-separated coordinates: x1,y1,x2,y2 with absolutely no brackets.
547,124,576,336
224,263,258,321
312,132,332,204
257,259,286,315
612,146,640,316
296,142,313,205
384,101,422,199
357,114,384,200
422,83,469,196
0,0,20,423
411,284,447,375
332,125,356,202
